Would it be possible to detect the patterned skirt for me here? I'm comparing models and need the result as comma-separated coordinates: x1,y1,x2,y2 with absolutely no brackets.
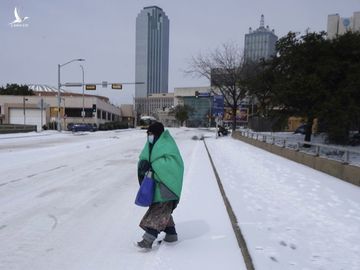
139,201,175,232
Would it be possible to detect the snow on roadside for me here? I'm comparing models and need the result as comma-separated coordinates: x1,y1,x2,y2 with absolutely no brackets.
206,136,360,270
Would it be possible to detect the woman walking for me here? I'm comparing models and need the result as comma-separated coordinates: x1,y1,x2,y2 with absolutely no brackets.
136,122,184,249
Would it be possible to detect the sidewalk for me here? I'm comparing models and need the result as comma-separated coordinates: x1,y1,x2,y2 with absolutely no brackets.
206,136,360,270
146,139,247,270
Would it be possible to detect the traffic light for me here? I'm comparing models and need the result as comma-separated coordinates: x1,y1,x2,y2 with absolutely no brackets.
112,83,122,89
86,84,96,90
195,91,199,98
92,104,97,113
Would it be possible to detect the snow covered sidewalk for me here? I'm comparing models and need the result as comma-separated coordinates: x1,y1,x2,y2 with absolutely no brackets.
0,129,247,270
151,138,247,270
206,136,360,270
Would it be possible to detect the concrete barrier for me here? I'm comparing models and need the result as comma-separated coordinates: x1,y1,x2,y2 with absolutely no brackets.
0,124,37,134
232,131,360,187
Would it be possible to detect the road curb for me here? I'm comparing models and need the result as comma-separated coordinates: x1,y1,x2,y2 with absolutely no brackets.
203,140,255,270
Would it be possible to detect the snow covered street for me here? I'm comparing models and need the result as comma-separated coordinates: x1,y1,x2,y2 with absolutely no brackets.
0,128,359,270
0,129,245,270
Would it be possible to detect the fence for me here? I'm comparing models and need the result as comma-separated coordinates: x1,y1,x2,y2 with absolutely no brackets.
239,130,360,165
232,131,360,186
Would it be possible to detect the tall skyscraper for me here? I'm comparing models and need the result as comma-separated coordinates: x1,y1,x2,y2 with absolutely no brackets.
135,6,169,98
327,12,360,39
244,15,278,62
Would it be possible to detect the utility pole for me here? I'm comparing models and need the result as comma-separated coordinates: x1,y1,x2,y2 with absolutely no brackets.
23,97,28,125
80,65,85,122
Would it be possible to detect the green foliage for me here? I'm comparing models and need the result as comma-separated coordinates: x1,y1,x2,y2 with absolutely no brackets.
244,59,276,118
0,84,34,95
247,31,360,144
174,105,194,126
272,32,328,117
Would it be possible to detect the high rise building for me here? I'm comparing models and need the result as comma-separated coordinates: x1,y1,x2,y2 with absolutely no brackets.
327,12,360,39
244,15,278,62
135,6,169,98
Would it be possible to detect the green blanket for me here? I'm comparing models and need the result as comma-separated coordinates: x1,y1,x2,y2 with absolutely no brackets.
138,130,184,203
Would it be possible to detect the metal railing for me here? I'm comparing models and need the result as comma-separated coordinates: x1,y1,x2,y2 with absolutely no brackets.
239,130,360,166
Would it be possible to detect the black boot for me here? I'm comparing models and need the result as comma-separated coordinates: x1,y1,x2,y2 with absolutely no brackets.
164,233,178,242
164,226,178,242
136,238,153,249
136,231,157,249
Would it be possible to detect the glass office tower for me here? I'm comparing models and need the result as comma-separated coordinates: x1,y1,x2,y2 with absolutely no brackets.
135,6,169,98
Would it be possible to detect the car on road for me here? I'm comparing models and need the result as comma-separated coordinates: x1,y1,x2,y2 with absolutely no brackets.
71,123,95,132
294,124,308,135
349,133,360,146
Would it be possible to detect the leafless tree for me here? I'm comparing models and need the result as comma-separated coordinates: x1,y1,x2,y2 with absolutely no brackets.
186,42,248,130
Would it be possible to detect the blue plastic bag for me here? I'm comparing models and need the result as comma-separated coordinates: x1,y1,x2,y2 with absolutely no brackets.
135,175,155,207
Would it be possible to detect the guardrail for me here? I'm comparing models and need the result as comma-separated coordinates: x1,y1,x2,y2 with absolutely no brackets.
239,130,360,166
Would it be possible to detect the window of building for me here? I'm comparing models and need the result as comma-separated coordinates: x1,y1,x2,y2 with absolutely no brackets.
65,108,93,118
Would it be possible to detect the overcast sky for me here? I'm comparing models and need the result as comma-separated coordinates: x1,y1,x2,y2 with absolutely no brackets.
1,0,359,105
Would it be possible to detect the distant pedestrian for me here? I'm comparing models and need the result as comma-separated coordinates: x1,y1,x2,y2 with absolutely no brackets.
136,122,184,249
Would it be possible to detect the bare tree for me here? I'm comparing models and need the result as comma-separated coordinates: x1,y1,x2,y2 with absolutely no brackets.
186,42,248,130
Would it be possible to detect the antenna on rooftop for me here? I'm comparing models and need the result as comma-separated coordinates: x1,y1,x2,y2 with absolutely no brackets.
260,14,265,28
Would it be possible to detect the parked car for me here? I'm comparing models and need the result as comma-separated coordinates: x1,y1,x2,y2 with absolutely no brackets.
349,133,360,146
71,123,95,132
67,123,75,131
294,124,308,135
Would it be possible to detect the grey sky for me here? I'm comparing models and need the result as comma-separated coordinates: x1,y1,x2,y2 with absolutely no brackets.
1,0,359,105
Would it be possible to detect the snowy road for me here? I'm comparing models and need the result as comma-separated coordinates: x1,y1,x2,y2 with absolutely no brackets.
0,129,359,270
0,129,245,270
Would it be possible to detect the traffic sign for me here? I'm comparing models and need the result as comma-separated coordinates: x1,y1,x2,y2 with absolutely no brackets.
198,92,211,97
112,83,123,89
212,95,224,117
64,82,83,87
86,84,96,90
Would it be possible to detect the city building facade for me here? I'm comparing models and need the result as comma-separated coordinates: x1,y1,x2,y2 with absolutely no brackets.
244,14,278,62
0,85,134,131
327,11,360,39
174,87,213,127
135,6,169,98
135,93,174,118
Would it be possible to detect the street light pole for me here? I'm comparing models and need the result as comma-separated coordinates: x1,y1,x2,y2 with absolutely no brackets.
57,58,85,131
209,96,212,128
57,64,61,131
80,65,85,122
23,97,28,125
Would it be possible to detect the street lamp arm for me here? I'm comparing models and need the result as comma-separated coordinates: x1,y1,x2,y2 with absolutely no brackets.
60,58,85,68
57,58,85,131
